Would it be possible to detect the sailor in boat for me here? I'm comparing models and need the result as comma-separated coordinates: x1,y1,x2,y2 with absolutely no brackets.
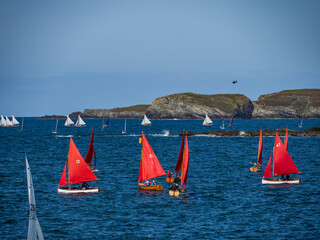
82,182,89,189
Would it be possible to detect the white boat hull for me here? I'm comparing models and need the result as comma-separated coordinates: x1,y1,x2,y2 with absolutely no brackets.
58,187,100,194
262,178,301,184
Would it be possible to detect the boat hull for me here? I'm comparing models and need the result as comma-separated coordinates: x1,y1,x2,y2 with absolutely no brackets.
58,187,101,194
64,124,74,127
166,177,181,183
138,183,163,191
141,124,151,126
262,178,301,184
203,123,213,126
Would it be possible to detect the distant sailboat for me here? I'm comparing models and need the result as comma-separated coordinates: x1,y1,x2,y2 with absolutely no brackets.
228,115,234,127
84,129,98,172
250,129,263,172
203,114,213,125
141,114,151,126
0,115,6,126
64,115,74,127
52,118,58,134
75,115,86,127
137,133,165,190
262,133,301,184
100,117,109,130
5,116,13,127
122,119,127,134
26,156,44,240
19,118,24,132
169,133,189,196
58,138,100,194
220,120,225,129
298,115,304,128
11,115,19,126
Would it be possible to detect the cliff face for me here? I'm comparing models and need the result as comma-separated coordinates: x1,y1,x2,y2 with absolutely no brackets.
146,92,253,119
252,89,320,118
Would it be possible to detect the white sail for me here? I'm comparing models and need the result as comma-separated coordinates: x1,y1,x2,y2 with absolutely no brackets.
0,115,6,126
220,120,225,129
203,114,213,125
26,157,44,240
75,115,86,127
64,115,74,126
5,116,13,126
122,119,127,133
141,114,151,125
11,115,19,125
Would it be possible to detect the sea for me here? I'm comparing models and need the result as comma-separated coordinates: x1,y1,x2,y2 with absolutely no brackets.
1,118,320,239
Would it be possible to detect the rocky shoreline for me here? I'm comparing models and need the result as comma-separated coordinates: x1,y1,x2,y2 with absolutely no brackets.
180,127,320,137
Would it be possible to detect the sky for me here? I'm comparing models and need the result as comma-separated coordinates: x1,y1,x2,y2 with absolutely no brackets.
0,0,319,116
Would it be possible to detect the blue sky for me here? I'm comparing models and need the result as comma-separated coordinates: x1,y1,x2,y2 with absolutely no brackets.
0,0,319,116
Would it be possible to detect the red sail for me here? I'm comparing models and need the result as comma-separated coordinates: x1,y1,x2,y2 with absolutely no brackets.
174,134,185,173
273,133,299,176
138,133,165,181
257,129,263,165
181,135,189,187
228,115,233,127
84,128,94,165
58,161,67,187
284,128,288,150
68,138,98,184
262,155,272,179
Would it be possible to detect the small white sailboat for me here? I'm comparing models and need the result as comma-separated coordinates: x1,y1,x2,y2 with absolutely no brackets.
0,115,6,126
19,118,24,132
5,116,13,127
298,115,304,128
52,118,58,134
75,115,86,127
122,119,127,134
203,114,213,125
64,115,74,127
11,115,19,126
220,120,225,129
26,156,44,240
141,114,151,126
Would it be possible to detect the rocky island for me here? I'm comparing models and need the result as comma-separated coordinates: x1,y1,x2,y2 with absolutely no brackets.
40,89,320,119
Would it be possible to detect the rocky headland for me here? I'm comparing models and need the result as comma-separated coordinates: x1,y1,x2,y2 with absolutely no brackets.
40,89,320,119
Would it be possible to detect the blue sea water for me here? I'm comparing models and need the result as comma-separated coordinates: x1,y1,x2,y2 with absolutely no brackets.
1,118,320,239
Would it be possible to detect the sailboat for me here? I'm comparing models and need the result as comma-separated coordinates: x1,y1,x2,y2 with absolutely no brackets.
100,117,109,130
64,115,74,127
228,115,234,127
84,129,98,172
58,138,100,194
74,115,86,127
298,115,304,128
284,128,288,150
166,133,185,183
3,116,13,127
220,120,225,129
122,119,127,134
26,156,44,240
0,115,6,126
19,118,24,132
169,133,189,196
250,129,263,172
203,114,213,125
137,132,165,190
141,114,151,126
262,133,301,184
11,115,19,126
52,118,58,134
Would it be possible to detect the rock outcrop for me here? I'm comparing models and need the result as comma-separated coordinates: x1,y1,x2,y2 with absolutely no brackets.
252,89,320,118
70,105,150,119
146,92,253,119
